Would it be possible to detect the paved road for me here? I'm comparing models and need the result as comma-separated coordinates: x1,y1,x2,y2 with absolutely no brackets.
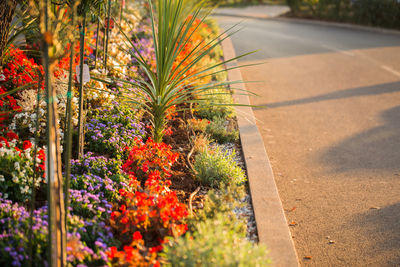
215,8,400,267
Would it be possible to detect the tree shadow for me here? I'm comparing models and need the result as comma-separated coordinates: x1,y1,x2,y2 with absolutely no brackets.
343,202,400,266
255,81,400,109
321,105,400,172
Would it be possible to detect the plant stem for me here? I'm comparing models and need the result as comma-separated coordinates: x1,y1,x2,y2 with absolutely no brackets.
64,3,75,229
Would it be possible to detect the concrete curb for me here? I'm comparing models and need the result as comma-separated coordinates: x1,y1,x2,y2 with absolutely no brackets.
220,35,299,267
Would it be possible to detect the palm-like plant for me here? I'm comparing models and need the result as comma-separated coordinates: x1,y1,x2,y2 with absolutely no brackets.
111,0,252,143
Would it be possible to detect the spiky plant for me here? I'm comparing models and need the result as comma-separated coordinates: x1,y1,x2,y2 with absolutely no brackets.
109,0,252,143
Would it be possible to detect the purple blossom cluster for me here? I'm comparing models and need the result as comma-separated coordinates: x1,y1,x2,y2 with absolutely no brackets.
0,192,117,266
85,104,146,159
70,152,123,178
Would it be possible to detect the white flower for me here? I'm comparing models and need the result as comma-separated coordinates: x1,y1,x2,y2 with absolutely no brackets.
4,193,8,199
0,175,4,182
12,174,19,183
14,162,20,171
21,185,29,194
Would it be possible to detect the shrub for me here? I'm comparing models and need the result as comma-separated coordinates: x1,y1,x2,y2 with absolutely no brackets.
194,146,246,187
195,88,234,121
189,182,246,229
162,213,271,267
206,116,239,144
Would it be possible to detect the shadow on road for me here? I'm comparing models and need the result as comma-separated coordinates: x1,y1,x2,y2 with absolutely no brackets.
255,81,400,109
344,202,400,265
322,105,400,172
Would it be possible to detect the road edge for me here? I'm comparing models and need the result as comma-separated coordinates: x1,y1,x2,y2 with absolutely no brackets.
220,34,300,267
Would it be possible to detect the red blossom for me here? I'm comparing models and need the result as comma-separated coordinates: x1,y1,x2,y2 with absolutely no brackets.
132,231,142,241
22,140,32,150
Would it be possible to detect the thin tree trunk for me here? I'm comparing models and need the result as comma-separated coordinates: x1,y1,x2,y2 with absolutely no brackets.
0,0,17,63
77,14,86,158
43,0,66,265
104,0,111,70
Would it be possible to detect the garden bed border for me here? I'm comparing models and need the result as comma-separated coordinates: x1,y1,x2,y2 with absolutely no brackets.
221,35,299,267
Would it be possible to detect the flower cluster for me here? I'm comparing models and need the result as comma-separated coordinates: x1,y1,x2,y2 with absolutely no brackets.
10,73,78,145
2,45,43,91
172,17,213,87
0,86,21,126
0,129,45,202
108,172,188,266
0,196,116,267
85,104,146,159
122,137,179,181
70,152,124,178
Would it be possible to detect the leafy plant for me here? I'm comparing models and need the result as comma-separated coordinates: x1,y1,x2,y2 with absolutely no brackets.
111,0,252,142
205,116,239,144
162,213,271,267
195,87,235,121
188,182,246,228
194,146,245,187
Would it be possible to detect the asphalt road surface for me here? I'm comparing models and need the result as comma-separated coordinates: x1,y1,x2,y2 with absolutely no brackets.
215,10,400,267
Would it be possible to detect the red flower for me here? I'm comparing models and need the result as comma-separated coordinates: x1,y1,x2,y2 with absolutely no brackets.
120,216,129,225
132,231,142,241
22,140,32,150
106,247,118,259
6,131,18,141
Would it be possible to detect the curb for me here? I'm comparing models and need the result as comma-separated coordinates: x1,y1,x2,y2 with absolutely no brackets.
220,35,299,267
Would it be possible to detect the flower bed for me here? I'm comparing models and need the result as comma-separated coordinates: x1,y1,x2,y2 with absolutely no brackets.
0,0,271,266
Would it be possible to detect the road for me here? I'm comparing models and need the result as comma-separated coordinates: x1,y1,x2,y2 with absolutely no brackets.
215,8,400,267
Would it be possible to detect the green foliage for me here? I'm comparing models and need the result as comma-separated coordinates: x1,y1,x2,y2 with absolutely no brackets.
288,0,400,30
196,88,234,120
194,146,246,187
162,213,271,267
188,182,246,228
117,0,247,142
205,116,239,144
353,0,400,29
209,0,285,7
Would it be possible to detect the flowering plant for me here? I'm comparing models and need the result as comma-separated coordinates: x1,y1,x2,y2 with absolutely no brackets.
70,152,124,178
0,129,45,202
108,172,188,266
86,104,145,159
2,45,43,91
10,73,78,145
122,138,179,181
0,86,21,126
0,196,117,267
